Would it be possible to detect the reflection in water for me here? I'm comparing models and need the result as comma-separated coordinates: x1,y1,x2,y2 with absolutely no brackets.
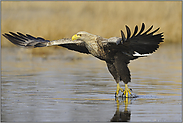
1,44,182,122
111,97,132,122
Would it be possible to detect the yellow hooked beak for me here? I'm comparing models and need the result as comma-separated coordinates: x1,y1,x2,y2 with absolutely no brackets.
72,34,81,40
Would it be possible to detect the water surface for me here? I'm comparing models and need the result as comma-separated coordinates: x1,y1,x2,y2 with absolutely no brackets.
1,44,182,122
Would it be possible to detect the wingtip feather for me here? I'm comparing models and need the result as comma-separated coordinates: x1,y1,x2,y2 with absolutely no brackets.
125,25,131,39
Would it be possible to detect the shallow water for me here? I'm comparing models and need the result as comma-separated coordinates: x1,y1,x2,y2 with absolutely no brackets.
1,44,182,122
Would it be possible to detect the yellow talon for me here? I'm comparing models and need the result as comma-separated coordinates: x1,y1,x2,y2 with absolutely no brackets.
123,84,132,98
116,83,124,96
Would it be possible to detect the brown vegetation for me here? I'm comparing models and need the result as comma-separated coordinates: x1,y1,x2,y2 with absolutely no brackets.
1,1,182,48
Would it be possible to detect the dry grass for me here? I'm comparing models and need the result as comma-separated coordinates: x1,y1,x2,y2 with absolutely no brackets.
1,1,182,48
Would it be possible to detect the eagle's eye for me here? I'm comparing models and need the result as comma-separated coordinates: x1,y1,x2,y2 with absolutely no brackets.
77,34,82,37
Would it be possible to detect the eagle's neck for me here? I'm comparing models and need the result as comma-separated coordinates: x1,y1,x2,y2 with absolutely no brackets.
85,40,106,61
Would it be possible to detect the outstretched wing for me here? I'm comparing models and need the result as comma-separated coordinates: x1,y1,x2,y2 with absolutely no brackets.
2,32,90,54
105,23,164,55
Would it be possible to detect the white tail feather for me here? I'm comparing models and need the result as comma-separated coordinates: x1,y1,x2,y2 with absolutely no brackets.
133,51,151,56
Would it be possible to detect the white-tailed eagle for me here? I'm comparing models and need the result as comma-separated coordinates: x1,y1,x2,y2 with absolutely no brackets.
3,23,164,98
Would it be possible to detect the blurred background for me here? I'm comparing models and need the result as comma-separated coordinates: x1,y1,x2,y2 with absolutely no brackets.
1,1,182,47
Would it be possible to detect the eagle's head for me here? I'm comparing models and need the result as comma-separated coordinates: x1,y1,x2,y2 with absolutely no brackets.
72,31,97,42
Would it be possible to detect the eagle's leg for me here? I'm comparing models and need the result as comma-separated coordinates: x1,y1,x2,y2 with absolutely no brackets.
106,62,123,97
116,83,124,96
123,84,132,98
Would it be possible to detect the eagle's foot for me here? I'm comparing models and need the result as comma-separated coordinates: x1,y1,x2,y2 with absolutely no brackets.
115,83,124,97
122,84,132,98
